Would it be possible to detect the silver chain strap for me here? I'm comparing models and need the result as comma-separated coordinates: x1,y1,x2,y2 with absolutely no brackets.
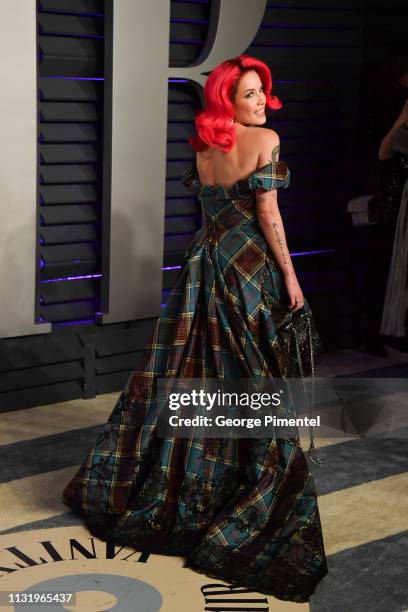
293,314,322,467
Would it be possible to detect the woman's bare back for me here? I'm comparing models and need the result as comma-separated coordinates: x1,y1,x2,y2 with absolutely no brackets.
196,125,275,189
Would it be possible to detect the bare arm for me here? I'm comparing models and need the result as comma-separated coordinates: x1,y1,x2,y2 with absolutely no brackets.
378,99,408,161
256,187,295,275
255,131,304,311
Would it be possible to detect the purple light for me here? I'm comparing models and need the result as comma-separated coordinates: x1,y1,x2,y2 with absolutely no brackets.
53,318,96,327
275,79,331,84
40,257,45,270
291,249,335,257
41,76,104,80
162,265,182,271
266,3,355,11
168,79,188,83
172,0,208,3
261,23,358,31
170,19,208,25
40,273,102,283
161,252,333,272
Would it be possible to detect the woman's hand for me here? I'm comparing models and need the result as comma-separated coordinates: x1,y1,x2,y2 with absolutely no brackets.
284,273,304,312
378,99,408,160
396,99,408,127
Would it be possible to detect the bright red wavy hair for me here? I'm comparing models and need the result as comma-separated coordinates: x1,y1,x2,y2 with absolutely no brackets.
188,54,282,153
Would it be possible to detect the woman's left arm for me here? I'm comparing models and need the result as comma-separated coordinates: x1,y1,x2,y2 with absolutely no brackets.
378,99,408,160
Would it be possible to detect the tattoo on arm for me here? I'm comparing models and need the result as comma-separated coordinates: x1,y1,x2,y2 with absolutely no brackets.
272,222,289,265
270,144,280,163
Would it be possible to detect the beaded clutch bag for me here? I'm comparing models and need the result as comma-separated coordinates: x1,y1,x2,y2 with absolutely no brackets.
277,309,323,467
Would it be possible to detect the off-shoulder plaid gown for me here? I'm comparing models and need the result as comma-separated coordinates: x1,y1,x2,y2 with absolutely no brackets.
61,159,328,603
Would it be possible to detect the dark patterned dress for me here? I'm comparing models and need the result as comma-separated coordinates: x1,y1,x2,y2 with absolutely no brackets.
61,159,328,603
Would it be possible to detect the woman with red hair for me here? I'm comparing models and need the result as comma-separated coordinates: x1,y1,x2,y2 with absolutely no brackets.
62,54,328,603
189,54,282,153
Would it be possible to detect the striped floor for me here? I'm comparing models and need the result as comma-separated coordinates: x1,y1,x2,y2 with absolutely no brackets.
1,347,407,611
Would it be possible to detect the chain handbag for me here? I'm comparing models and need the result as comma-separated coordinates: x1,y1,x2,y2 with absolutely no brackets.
277,309,323,467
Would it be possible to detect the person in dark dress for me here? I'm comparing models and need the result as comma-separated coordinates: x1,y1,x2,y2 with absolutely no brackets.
61,54,328,603
365,58,408,355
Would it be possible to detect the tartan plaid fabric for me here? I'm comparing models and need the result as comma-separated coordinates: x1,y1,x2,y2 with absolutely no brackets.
61,160,328,603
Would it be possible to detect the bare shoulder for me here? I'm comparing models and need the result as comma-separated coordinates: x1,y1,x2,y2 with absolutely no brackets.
254,128,280,167
254,127,280,142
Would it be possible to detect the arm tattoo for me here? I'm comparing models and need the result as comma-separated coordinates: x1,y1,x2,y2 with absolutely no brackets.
270,143,280,163
272,222,289,265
